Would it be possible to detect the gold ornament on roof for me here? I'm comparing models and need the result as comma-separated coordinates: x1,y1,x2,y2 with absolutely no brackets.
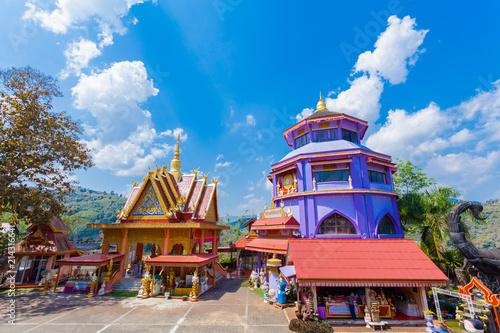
315,92,328,112
170,134,182,182
211,176,220,185
201,172,210,180
191,167,200,178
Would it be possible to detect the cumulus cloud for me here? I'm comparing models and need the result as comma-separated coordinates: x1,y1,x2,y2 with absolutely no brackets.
366,103,451,158
216,154,224,161
296,107,313,122
299,15,428,125
72,60,181,176
24,0,153,78
355,16,428,84
60,38,101,79
325,75,384,124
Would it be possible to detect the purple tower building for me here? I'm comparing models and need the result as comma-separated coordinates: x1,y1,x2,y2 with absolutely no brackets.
269,95,402,239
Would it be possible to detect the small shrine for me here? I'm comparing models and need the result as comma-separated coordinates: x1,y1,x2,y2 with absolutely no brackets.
14,216,81,285
457,277,500,332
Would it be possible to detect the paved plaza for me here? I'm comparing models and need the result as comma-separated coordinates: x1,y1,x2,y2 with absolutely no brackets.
1,279,427,333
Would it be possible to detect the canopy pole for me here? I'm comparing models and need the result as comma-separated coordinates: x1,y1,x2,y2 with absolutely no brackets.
53,266,61,293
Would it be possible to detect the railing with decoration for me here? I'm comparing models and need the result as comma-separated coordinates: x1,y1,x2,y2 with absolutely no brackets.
214,261,229,279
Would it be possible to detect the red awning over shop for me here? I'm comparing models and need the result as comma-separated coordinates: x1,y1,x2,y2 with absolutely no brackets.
245,237,289,254
251,216,300,230
288,238,448,287
56,254,124,267
146,254,218,267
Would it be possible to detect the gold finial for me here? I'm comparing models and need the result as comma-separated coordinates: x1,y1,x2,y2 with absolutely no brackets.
201,172,210,181
210,176,220,185
170,134,182,182
315,91,327,112
132,180,140,187
190,167,200,179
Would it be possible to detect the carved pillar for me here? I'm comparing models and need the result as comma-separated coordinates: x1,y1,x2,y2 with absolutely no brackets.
119,230,129,274
199,230,205,254
163,229,170,255
213,230,219,255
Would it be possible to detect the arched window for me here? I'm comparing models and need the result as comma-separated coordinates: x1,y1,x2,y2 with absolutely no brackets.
377,215,396,234
318,213,356,235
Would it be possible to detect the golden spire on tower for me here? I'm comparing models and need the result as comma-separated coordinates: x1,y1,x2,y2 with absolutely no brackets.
170,134,181,182
315,92,327,112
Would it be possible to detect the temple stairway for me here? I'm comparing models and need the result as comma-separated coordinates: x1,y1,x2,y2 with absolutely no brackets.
112,277,142,293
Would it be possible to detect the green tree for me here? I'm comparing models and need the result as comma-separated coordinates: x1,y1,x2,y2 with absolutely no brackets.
393,159,435,195
418,186,460,262
0,67,93,226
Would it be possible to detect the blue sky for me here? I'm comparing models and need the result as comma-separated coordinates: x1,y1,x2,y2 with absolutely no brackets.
1,0,500,216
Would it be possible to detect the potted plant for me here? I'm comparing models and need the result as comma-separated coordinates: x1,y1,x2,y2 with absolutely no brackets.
424,310,435,320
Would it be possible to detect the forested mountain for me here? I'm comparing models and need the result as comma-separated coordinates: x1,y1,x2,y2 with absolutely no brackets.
63,187,126,241
62,187,500,248
466,199,500,249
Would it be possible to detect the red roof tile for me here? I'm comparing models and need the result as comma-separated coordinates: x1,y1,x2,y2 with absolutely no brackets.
194,185,214,219
252,216,300,230
245,237,289,254
233,235,247,248
56,254,124,266
288,238,448,286
146,254,218,267
184,180,204,213
178,174,195,199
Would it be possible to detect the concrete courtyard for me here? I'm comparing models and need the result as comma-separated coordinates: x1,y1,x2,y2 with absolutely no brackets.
1,279,428,333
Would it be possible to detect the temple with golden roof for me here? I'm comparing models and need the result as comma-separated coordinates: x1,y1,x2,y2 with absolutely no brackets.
53,136,229,299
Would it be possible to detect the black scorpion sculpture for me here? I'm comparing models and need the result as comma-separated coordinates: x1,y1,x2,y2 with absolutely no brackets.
448,201,500,277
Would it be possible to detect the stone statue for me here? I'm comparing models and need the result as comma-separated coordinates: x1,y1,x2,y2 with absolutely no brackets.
301,303,312,321
447,202,500,292
259,269,265,286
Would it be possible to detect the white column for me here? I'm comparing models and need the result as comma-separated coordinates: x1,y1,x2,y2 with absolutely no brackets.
419,287,429,315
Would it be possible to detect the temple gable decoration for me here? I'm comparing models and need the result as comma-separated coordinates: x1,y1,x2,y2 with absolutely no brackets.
131,183,165,217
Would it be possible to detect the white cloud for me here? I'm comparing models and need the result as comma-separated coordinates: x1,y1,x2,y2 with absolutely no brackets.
24,0,153,78
299,15,427,125
296,107,313,122
60,38,101,79
325,75,384,124
355,15,428,85
214,161,231,172
23,0,148,37
246,114,256,126
366,103,450,158
216,154,224,161
72,61,158,141
159,128,188,141
244,193,254,200
426,151,500,187
72,60,182,176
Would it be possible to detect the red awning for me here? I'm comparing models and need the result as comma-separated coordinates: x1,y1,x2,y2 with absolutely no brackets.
56,254,124,267
245,237,289,254
251,216,300,230
146,254,218,267
288,238,448,287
